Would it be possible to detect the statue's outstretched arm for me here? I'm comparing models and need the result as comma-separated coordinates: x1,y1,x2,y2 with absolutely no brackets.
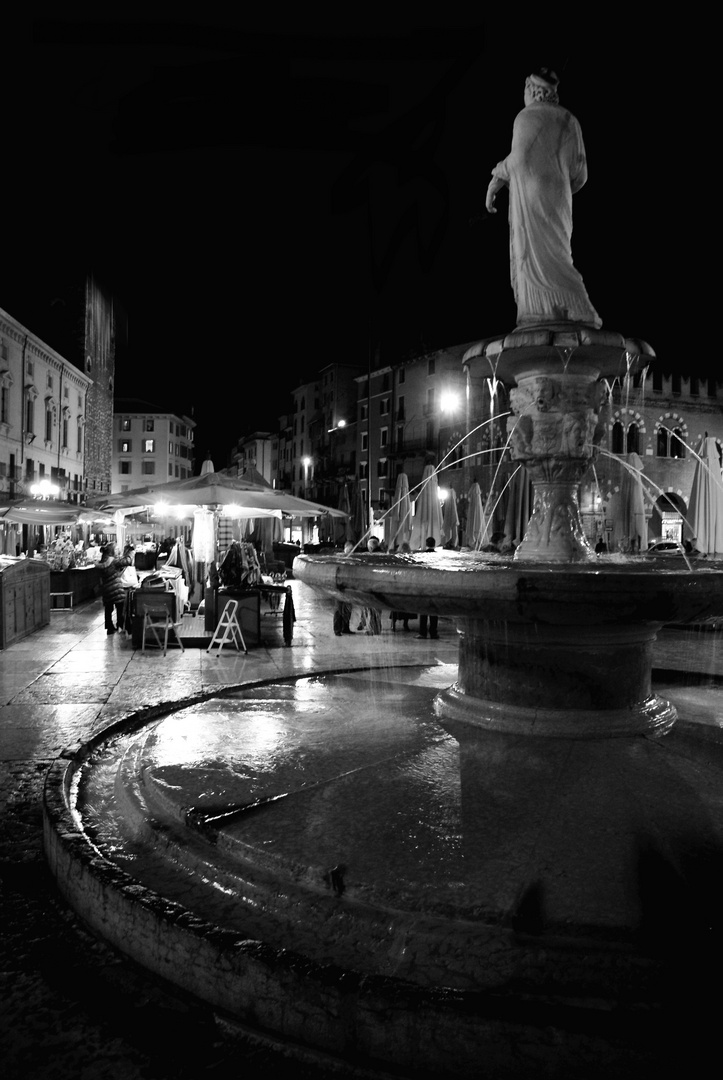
485,174,507,214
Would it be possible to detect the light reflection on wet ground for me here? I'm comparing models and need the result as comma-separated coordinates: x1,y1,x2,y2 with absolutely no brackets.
75,646,723,994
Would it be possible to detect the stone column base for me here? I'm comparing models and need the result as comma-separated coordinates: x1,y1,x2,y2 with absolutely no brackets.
434,618,677,739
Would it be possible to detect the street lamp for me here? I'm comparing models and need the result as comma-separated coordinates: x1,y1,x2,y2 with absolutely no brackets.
30,480,60,500
302,456,312,497
440,391,461,416
326,420,347,493
438,390,462,466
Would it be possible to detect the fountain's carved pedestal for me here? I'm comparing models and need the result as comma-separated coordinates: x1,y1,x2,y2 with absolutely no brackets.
437,325,674,735
467,324,655,564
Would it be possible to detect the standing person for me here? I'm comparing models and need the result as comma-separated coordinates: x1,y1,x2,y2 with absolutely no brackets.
333,542,355,635
99,542,134,636
417,536,439,639
364,536,383,635
391,541,415,631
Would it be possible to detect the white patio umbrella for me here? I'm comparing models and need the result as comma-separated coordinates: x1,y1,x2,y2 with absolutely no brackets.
0,498,86,526
610,452,648,553
686,437,723,556
440,485,460,548
409,465,443,550
350,482,368,545
465,481,488,549
384,472,413,550
92,472,347,519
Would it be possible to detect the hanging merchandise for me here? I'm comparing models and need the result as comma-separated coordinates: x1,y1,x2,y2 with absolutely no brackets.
47,534,76,570
218,541,262,590
166,537,195,590
192,509,216,564
216,515,236,554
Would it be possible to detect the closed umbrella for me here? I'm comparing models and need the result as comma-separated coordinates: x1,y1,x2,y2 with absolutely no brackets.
465,481,487,549
610,452,647,553
687,437,723,556
385,472,413,550
249,513,284,564
440,486,459,548
336,483,353,544
409,465,443,551
502,464,534,549
350,483,368,545
199,454,215,476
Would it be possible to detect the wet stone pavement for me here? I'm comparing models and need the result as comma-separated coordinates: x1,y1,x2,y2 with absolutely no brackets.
2,581,723,1079
0,581,460,1080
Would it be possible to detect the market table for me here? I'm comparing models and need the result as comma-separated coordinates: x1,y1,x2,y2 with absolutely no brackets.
204,584,295,646
49,566,100,609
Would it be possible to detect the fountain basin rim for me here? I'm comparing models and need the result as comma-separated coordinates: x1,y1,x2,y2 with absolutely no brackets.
293,552,723,626
462,326,655,382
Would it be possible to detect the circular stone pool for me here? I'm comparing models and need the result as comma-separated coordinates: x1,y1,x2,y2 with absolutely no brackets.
44,662,723,1078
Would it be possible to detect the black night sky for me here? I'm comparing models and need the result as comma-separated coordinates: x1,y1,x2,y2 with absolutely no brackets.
1,12,713,466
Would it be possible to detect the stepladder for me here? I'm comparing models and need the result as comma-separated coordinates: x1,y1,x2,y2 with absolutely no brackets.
206,599,247,656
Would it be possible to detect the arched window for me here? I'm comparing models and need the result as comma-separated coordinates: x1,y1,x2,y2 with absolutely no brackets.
656,417,688,459
657,428,668,457
626,424,639,455
611,421,624,455
670,428,685,459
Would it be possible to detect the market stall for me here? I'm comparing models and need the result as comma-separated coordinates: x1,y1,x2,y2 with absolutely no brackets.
0,556,50,648
90,471,344,648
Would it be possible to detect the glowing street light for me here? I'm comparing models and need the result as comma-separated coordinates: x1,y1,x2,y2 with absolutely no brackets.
302,456,312,496
30,480,59,499
440,391,461,415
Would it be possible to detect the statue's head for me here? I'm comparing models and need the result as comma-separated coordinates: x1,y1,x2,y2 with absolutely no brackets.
524,68,560,106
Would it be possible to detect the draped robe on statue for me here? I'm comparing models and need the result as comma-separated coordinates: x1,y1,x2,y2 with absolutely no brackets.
491,102,601,328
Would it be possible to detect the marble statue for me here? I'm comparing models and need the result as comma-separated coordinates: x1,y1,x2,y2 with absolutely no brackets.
486,68,601,329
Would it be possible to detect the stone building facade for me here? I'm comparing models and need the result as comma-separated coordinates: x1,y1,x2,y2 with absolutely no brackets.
81,274,117,496
0,306,91,504
112,399,195,493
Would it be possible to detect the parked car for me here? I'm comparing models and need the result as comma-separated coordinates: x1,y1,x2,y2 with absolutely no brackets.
646,539,686,556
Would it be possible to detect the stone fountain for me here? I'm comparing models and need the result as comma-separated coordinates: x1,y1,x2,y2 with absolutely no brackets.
44,70,723,1078
290,67,723,1065
298,64,723,742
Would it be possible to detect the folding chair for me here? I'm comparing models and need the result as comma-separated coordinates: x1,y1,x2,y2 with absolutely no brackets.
140,598,185,655
206,599,247,656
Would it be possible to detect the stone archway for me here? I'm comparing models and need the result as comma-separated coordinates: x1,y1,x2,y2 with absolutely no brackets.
650,491,687,544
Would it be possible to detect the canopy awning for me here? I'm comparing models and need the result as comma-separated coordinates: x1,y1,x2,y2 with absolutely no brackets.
89,471,347,519
0,499,87,526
